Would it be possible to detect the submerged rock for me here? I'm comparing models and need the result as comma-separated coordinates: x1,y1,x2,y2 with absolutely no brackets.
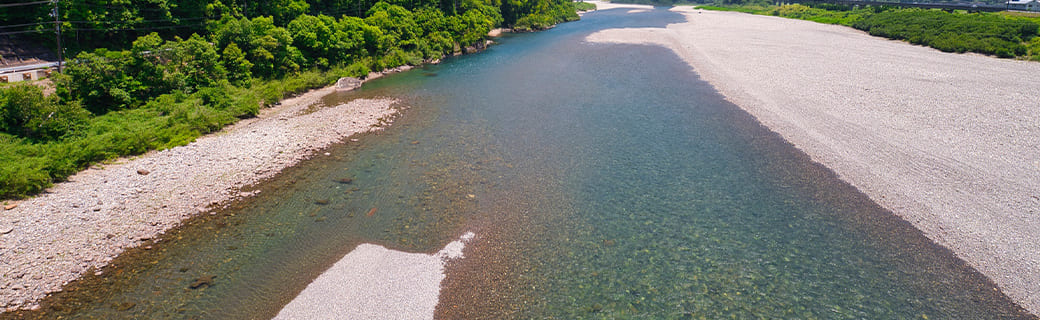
189,275,216,289
114,302,136,311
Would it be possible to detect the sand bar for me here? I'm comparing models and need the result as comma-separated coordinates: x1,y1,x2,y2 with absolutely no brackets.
586,2,1040,314
274,232,475,320
0,86,397,312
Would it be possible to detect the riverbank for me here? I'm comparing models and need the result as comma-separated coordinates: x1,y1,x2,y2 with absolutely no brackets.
586,2,1040,314
0,82,397,312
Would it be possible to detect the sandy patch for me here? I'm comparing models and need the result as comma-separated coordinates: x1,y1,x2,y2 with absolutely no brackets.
274,232,476,320
587,2,1040,314
0,86,398,312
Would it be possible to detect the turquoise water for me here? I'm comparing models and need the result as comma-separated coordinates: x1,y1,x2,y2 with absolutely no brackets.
11,6,1032,320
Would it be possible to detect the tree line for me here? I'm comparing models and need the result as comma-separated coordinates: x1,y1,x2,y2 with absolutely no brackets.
0,0,582,199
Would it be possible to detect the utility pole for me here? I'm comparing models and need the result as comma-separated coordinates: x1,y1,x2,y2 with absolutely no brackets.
51,0,62,73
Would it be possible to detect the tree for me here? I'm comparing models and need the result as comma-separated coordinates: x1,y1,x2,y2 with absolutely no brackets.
0,84,89,140
223,43,254,83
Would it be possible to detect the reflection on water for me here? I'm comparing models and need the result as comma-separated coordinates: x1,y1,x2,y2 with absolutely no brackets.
9,6,1033,320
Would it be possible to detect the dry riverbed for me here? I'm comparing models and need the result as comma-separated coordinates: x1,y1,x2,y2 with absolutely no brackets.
0,83,398,312
587,2,1040,315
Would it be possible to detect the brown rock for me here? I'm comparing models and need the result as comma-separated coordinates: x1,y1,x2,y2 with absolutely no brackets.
137,169,150,175
189,275,216,289
3,204,16,210
115,302,136,311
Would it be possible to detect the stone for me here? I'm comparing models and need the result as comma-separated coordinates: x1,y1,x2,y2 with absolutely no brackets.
115,302,136,311
333,177,353,184
0,227,12,235
335,77,363,91
3,204,16,210
137,169,150,175
189,275,216,289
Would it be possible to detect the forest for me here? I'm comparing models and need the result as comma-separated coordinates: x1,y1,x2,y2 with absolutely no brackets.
0,0,581,199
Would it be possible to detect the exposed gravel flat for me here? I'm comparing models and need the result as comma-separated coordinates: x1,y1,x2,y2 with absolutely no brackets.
587,3,1040,315
0,86,397,312
274,232,475,320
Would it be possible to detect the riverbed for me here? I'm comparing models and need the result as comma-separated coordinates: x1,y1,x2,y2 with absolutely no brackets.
4,4,1036,319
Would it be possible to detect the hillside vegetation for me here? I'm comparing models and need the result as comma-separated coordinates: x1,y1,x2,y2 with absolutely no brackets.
0,0,581,199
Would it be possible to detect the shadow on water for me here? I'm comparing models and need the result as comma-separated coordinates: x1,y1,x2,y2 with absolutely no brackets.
7,5,1035,320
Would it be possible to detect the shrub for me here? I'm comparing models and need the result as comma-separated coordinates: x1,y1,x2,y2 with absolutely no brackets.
0,84,89,141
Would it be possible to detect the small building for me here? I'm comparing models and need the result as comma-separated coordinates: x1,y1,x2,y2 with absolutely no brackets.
1007,0,1040,11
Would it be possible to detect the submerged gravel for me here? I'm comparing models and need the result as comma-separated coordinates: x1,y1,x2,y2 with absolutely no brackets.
588,3,1040,315
0,86,397,312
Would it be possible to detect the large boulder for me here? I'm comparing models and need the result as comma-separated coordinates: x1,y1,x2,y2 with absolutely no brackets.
335,77,363,91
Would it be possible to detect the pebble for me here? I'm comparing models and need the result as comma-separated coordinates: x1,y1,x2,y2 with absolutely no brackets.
0,92,397,311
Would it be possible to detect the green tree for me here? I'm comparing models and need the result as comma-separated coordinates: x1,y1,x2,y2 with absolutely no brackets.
223,43,254,83
0,84,89,140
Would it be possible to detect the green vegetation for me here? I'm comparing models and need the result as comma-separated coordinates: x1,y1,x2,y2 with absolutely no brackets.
694,3,1040,60
0,0,581,199
574,2,598,12
853,9,1038,57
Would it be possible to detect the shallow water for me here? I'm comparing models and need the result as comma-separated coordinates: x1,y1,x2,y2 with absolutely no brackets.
12,6,1033,320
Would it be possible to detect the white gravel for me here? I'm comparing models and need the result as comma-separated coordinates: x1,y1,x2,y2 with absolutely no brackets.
274,232,475,320
587,3,1040,315
0,85,398,312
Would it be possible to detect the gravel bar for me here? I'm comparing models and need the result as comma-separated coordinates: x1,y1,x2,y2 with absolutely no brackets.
587,2,1040,315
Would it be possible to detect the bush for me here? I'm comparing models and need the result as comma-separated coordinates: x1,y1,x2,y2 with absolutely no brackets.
574,2,597,11
0,84,89,141
852,9,1037,57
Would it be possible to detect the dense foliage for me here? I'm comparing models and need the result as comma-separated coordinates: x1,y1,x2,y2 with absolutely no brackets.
697,3,1040,60
853,9,1038,57
0,0,580,199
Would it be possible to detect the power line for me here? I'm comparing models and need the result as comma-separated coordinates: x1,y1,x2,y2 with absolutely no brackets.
0,1,51,8
63,16,213,25
0,29,48,36
0,21,51,29
65,22,209,32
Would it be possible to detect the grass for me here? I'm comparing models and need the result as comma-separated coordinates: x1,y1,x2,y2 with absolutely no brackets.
575,1,597,11
0,63,371,199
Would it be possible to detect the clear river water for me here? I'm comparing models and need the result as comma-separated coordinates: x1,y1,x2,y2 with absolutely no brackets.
11,6,1033,320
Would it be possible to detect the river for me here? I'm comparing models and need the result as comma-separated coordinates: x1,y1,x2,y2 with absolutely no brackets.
14,6,1032,319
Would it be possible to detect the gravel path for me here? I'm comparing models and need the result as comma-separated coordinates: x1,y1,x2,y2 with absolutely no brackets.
0,85,397,312
587,3,1040,315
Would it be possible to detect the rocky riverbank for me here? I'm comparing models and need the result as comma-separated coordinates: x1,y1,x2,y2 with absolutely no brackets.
0,82,398,312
